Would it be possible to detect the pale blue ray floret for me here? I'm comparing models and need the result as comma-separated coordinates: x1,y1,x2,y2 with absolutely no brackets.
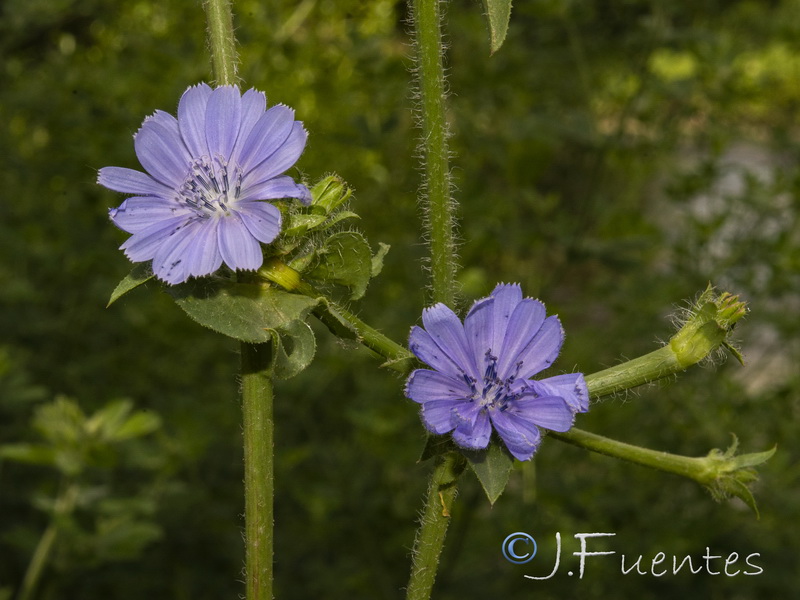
98,83,311,284
405,284,588,461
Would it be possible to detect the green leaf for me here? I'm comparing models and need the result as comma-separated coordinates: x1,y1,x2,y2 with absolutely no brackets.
307,231,373,300
320,210,360,230
310,175,352,213
370,242,391,277
463,441,514,505
481,0,513,54
107,263,154,307
283,211,329,236
114,411,162,441
270,320,317,380
168,278,319,343
0,443,57,466
86,399,133,440
418,435,458,462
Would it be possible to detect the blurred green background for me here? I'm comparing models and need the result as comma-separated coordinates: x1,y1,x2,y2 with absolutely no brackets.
1,0,798,598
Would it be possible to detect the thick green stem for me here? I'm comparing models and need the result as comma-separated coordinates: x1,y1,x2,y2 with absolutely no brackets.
203,0,238,86
584,344,682,399
411,0,457,305
551,428,707,480
585,287,747,399
241,342,275,600
405,452,465,600
202,3,271,596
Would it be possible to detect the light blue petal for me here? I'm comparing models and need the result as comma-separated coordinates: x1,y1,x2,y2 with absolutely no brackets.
511,393,574,432
98,167,172,197
421,303,478,375
120,215,189,262
420,399,462,434
110,196,188,234
230,88,267,165
243,121,307,184
533,373,589,413
134,115,191,187
497,298,547,379
151,219,203,284
463,296,496,371
490,409,541,461
183,218,223,278
239,105,295,174
237,202,281,244
487,283,523,358
405,369,471,404
177,83,212,157
452,409,491,450
217,212,263,271
409,325,465,379
238,176,311,203
205,85,242,160
514,315,564,380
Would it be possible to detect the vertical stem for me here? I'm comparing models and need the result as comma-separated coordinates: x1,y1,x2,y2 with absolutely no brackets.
203,3,271,598
406,452,464,600
407,0,461,597
203,0,239,86
411,0,457,305
241,342,275,600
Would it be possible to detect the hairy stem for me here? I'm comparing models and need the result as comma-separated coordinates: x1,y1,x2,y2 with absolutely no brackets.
405,452,465,600
203,2,273,598
411,0,457,305
241,342,275,600
203,0,238,86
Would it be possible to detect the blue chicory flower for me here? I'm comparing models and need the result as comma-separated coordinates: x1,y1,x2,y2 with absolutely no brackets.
405,283,588,461
98,83,311,284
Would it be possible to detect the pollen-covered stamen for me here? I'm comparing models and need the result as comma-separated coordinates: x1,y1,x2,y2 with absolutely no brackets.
472,350,518,410
178,156,242,218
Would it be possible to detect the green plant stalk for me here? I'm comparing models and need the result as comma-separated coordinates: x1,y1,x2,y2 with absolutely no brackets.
259,259,414,371
203,3,273,598
241,342,275,600
16,482,77,600
550,428,707,480
408,0,459,582
203,0,238,86
585,287,747,399
405,452,465,600
411,0,457,306
549,427,774,516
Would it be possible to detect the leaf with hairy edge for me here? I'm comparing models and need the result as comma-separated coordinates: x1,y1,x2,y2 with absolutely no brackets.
481,0,513,54
269,320,317,380
371,243,391,277
463,440,514,505
168,279,318,343
418,435,458,463
307,231,373,300
107,263,154,307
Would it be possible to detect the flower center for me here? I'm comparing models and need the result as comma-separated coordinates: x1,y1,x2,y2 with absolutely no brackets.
464,350,522,412
179,156,243,218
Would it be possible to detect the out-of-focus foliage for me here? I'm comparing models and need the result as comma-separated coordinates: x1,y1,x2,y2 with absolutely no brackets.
1,0,798,598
